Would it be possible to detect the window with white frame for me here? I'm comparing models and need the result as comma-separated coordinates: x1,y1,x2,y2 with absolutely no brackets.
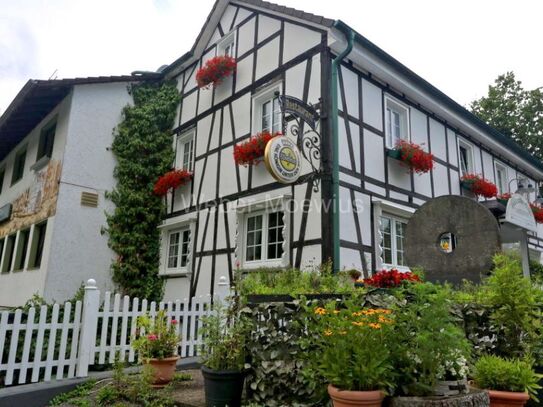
458,140,474,175
380,214,407,267
176,131,194,171
167,228,191,271
244,210,284,264
252,83,282,134
494,162,508,195
218,31,236,57
385,96,410,148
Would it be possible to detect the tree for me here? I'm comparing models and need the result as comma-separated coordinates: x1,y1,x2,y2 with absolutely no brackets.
470,72,543,160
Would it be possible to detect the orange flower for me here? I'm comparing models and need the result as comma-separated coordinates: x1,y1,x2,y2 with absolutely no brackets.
314,307,326,315
352,321,365,327
368,323,382,329
324,329,333,336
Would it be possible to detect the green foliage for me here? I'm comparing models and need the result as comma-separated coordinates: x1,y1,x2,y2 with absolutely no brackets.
200,300,248,371
471,72,543,160
48,379,96,406
474,355,542,400
392,283,472,396
106,81,180,301
242,300,325,406
303,299,396,392
238,263,356,296
530,260,543,285
132,310,179,360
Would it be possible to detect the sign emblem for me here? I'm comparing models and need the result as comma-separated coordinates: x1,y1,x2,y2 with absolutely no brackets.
264,136,302,184
504,193,537,232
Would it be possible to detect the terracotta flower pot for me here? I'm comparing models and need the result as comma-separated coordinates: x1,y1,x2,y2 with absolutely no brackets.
487,389,529,407
145,355,180,388
328,384,385,407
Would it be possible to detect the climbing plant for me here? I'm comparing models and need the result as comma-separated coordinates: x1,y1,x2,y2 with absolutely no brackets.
106,80,180,301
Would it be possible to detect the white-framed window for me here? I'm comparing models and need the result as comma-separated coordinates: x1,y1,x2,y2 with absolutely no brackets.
494,162,508,195
159,217,196,276
458,139,474,175
380,214,407,268
167,228,191,270
252,83,282,134
244,210,284,263
385,96,410,148
236,195,290,269
176,130,195,171
218,31,236,57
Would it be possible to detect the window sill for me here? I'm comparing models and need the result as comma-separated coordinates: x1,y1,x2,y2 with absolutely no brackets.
159,269,191,278
241,259,285,270
31,156,51,172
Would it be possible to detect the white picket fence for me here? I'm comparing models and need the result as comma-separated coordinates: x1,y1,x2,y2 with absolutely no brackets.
0,277,229,386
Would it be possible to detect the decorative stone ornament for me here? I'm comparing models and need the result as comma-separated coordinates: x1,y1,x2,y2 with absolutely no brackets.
264,136,302,184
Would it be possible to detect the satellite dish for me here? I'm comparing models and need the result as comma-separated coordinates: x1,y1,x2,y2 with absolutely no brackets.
405,195,500,284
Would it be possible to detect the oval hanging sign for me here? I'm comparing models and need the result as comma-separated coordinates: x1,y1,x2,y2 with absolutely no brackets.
264,136,302,184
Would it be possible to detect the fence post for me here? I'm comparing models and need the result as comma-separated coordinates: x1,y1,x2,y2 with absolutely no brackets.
216,276,230,303
76,279,100,378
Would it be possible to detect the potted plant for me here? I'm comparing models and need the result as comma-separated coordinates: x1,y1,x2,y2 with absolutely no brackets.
200,300,249,407
132,310,180,387
305,300,396,406
387,140,434,174
529,203,543,224
196,55,237,89
460,173,498,199
233,131,280,166
359,268,421,289
153,169,192,196
473,355,541,406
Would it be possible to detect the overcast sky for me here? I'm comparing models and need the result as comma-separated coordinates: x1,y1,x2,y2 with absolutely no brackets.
1,0,542,115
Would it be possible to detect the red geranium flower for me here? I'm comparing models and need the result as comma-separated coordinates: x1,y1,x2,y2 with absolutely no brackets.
394,140,434,174
460,173,498,199
196,56,237,89
361,268,420,288
153,169,192,196
233,131,281,166
530,203,543,224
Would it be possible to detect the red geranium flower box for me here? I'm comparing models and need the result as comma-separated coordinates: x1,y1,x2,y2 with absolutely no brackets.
530,203,543,224
233,131,281,167
358,268,420,288
153,169,192,196
460,173,498,199
196,55,237,89
388,140,434,174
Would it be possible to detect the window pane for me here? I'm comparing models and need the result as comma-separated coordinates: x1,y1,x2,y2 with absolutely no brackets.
30,221,48,268
380,217,392,265
392,111,401,141
459,145,469,174
182,139,193,171
395,221,406,266
180,230,191,267
272,97,281,133
386,108,393,147
168,232,180,268
262,101,271,132
246,214,263,261
267,212,284,260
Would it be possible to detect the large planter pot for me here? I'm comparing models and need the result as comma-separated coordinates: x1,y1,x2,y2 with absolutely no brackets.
327,384,385,407
389,389,489,406
201,365,245,407
487,390,529,407
145,355,179,388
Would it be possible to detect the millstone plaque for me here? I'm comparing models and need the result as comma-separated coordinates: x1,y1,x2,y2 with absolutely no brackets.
405,195,500,284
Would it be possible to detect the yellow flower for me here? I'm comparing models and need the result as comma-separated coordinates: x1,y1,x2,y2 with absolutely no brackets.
333,310,340,314
339,330,347,335
324,329,333,336
378,316,393,324
314,307,327,315
352,321,365,326
368,323,382,329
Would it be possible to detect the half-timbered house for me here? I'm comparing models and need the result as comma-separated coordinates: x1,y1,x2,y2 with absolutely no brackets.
157,0,543,300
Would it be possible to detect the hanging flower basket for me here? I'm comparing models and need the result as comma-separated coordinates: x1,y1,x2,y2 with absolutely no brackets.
530,203,543,224
497,192,512,206
153,169,192,196
233,131,281,166
196,55,237,89
460,174,498,199
388,140,434,174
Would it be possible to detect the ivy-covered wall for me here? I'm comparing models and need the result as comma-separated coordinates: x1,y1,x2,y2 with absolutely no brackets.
106,81,180,301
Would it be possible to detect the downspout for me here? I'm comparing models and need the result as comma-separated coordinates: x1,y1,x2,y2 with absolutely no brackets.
331,21,355,273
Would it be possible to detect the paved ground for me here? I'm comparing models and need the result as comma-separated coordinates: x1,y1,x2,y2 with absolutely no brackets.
171,369,205,407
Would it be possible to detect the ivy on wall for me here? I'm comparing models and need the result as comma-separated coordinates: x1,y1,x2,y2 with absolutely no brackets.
106,81,180,301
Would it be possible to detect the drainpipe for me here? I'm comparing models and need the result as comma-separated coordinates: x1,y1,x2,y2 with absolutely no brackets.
331,22,355,273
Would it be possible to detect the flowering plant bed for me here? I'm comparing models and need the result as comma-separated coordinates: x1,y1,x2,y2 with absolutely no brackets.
388,140,434,174
233,131,280,166
460,173,498,199
359,268,421,288
153,169,192,196
196,55,237,89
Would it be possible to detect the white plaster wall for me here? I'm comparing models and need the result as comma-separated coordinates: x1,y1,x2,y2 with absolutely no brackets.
42,82,133,302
